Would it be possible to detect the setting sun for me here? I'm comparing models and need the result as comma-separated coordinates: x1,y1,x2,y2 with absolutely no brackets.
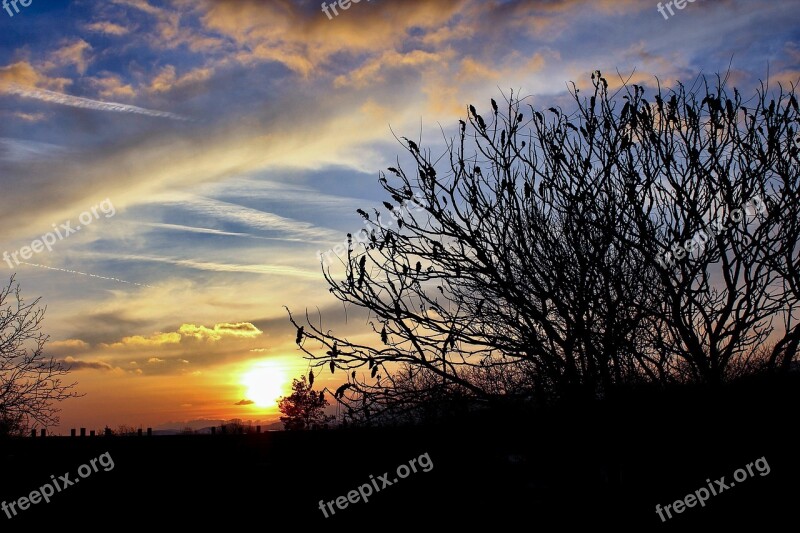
242,363,288,408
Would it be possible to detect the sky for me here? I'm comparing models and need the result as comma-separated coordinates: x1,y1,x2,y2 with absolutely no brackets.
0,0,798,432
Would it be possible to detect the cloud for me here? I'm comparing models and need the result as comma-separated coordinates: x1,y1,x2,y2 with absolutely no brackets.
171,196,341,241
47,339,92,358
86,252,322,278
147,65,215,93
334,49,450,89
10,111,47,122
89,74,137,99
50,339,91,350
200,0,465,77
0,62,72,91
102,332,182,349
112,0,225,53
100,322,262,354
112,0,165,17
148,357,164,363
178,322,263,341
46,39,93,75
234,399,254,405
139,222,259,238
84,21,130,36
0,137,67,162
60,356,113,371
1,84,190,121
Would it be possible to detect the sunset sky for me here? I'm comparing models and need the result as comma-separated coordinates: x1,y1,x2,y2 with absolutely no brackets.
0,0,797,432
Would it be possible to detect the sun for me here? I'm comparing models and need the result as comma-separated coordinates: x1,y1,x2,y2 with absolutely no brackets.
242,363,288,408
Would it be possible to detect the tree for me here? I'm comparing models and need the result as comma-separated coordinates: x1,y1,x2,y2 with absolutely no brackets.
277,373,332,430
0,275,81,436
114,424,140,436
287,71,800,423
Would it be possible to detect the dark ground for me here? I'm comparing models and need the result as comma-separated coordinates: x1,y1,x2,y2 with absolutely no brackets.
2,373,798,529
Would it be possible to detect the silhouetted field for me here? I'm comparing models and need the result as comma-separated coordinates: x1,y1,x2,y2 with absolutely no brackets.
2,374,798,528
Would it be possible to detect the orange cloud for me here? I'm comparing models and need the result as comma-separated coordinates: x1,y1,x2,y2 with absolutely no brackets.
84,21,130,35
200,0,465,77
0,61,72,91
50,339,91,350
46,39,93,75
334,49,452,89
89,73,137,99
147,65,214,93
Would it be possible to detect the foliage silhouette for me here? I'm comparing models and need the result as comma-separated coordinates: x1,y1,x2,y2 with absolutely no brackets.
278,373,332,430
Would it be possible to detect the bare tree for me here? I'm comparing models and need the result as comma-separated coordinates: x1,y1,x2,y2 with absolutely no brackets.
0,275,81,435
288,71,800,423
605,76,799,383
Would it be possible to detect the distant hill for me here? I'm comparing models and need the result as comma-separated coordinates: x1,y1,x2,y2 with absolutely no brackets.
154,418,282,433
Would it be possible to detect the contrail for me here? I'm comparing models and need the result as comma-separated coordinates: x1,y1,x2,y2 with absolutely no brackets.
2,83,191,121
18,261,153,287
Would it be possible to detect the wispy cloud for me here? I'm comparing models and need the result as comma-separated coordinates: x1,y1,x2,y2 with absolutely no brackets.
139,222,267,239
168,196,342,241
0,138,67,162
87,252,322,279
1,83,190,121
84,21,131,36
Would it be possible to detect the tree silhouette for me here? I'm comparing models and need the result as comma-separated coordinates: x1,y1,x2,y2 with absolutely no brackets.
278,374,332,430
288,71,800,423
0,275,81,436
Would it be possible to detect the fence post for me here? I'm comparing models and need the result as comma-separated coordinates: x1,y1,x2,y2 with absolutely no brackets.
80,428,86,437
31,429,36,438
40,429,46,437
211,427,216,435
71,429,76,437
90,430,95,437
256,425,261,433
147,427,152,437
137,428,142,437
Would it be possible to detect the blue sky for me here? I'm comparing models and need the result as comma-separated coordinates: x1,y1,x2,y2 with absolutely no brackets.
0,0,798,430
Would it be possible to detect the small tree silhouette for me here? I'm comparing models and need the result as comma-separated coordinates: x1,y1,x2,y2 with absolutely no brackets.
278,374,332,430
